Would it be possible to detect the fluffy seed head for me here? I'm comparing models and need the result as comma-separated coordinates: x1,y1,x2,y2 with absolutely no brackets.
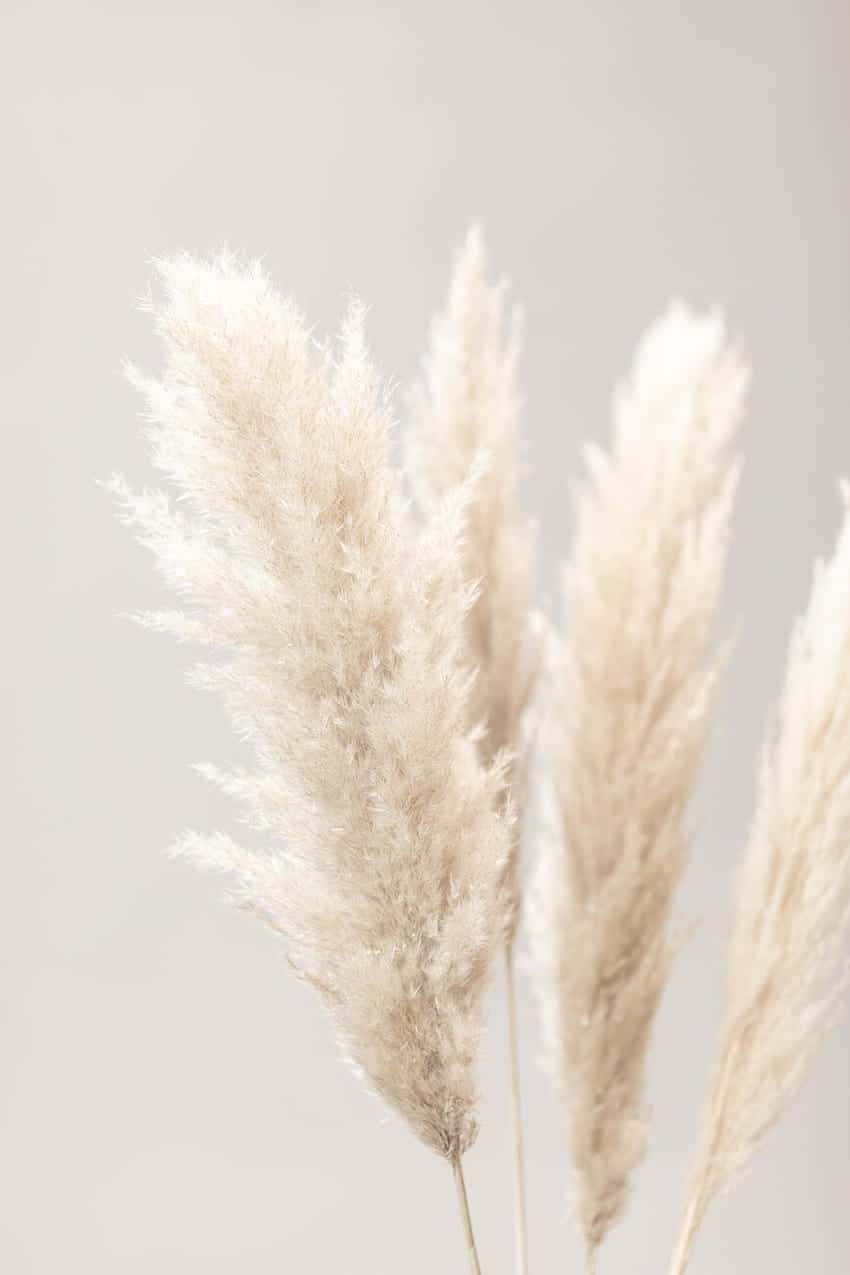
410,226,540,943
533,303,748,1255
110,253,511,1157
670,486,850,1274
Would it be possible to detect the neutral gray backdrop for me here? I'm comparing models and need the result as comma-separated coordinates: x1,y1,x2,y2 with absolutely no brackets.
5,2,849,1272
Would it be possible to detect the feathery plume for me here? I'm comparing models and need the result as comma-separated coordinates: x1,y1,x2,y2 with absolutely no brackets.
670,488,850,1275
532,304,748,1265
410,227,540,1274
109,253,511,1169
410,225,539,942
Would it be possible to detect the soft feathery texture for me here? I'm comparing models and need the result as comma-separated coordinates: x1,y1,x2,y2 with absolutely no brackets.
669,488,850,1275
532,304,748,1261
409,226,539,943
109,253,512,1159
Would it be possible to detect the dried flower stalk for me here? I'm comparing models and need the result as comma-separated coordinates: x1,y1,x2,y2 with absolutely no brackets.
670,487,850,1275
410,227,540,1274
410,226,539,940
109,253,511,1183
533,304,748,1265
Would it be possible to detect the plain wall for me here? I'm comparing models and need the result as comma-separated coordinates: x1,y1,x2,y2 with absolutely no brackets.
5,2,849,1271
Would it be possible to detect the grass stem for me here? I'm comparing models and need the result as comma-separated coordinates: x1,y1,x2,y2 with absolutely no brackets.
452,1154,483,1275
505,942,528,1275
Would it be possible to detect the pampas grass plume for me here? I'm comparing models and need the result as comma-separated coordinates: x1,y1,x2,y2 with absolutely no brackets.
533,304,748,1269
108,253,511,1164
410,226,539,947
670,487,850,1274
410,226,540,1275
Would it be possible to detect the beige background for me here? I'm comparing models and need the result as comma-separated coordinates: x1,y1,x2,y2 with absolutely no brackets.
5,2,849,1271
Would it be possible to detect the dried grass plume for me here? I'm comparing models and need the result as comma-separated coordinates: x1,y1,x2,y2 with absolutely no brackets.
670,487,850,1274
108,253,511,1160
409,224,539,942
532,304,748,1266
410,226,540,1275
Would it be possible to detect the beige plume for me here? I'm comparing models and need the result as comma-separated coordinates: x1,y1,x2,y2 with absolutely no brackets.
409,226,540,1274
533,303,748,1270
670,487,850,1275
108,253,511,1175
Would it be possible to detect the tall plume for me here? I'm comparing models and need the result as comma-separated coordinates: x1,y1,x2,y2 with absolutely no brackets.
670,488,850,1275
532,304,748,1267
409,225,539,944
409,227,540,1275
108,253,510,1162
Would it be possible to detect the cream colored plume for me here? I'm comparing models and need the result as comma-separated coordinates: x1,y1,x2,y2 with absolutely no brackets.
670,488,850,1275
410,226,539,943
532,304,748,1265
109,253,511,1160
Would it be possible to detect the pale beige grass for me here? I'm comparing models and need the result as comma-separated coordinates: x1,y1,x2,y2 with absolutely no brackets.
410,227,540,1274
670,487,850,1274
533,303,748,1268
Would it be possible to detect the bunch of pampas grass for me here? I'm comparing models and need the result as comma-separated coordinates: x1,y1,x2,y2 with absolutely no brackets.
109,233,850,1274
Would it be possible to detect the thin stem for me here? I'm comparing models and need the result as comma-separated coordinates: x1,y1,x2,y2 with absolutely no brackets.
584,1252,597,1275
504,942,529,1275
669,1037,740,1275
669,1199,697,1275
452,1154,483,1275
